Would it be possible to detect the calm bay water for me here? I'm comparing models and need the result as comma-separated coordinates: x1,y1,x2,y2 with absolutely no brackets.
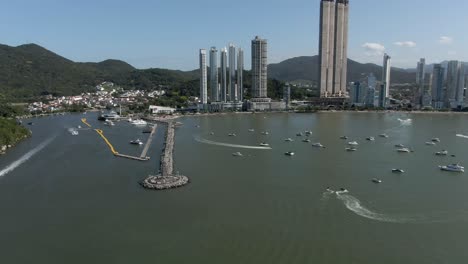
1,112,468,263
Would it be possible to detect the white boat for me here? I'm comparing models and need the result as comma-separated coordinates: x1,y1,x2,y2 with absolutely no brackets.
305,131,313,135
348,141,359,146
379,134,389,138
439,164,464,172
104,120,115,126
131,119,147,126
228,133,236,137
232,152,243,157
284,151,295,156
284,138,293,142
302,139,311,143
372,178,383,183
395,144,405,148
259,143,270,147
130,139,143,145
392,169,405,173
312,143,324,148
435,150,448,156
77,125,82,129
397,148,411,153
296,133,304,137
340,136,348,140
248,129,255,132
425,141,436,145
431,138,441,142
261,131,269,135
346,147,357,152
366,137,375,141
71,130,79,136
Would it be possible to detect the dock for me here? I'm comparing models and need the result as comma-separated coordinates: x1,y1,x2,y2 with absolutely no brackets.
140,124,157,159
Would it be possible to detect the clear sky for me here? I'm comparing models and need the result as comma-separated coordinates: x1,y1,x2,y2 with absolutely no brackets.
1,0,467,70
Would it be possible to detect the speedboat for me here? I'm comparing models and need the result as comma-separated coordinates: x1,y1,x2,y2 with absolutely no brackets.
372,178,383,183
259,143,270,147
425,141,436,145
348,141,359,146
284,151,295,156
71,130,79,136
379,134,389,138
439,164,464,172
131,119,147,126
248,129,255,132
284,138,293,142
261,131,269,135
397,148,411,153
302,139,311,143
336,188,349,194
435,150,448,156
232,152,243,157
130,139,143,145
431,138,441,142
366,137,375,141
392,169,405,173
395,144,405,148
305,131,313,136
312,143,324,148
296,133,304,137
228,133,236,137
340,136,348,140
346,147,357,152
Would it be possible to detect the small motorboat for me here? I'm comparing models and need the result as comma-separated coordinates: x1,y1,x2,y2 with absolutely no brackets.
379,134,389,138
336,188,349,194
372,178,382,183
392,169,405,173
284,138,293,142
346,147,357,152
366,137,375,141
312,143,324,148
302,139,311,143
305,131,313,135
340,136,349,140
425,141,436,146
248,129,255,132
77,125,82,129
284,151,295,156
296,133,304,137
261,131,269,135
232,152,243,157
228,133,236,137
431,138,441,143
259,143,270,147
394,144,405,148
439,164,464,172
435,150,448,156
71,130,79,136
348,141,359,146
397,148,411,153
130,139,143,145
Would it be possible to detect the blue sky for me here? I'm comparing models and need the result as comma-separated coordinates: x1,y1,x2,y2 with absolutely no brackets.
1,0,467,70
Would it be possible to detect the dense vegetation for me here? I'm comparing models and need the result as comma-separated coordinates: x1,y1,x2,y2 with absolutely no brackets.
0,118,30,146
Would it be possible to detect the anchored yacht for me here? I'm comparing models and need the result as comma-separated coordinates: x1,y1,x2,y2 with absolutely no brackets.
372,178,383,183
397,148,411,153
439,164,464,172
228,133,236,137
302,139,311,143
346,147,357,152
312,143,324,148
425,141,436,146
130,139,143,145
392,169,405,173
284,151,295,156
259,143,270,147
340,136,349,140
366,137,375,141
379,134,389,138
436,150,448,156
232,152,243,157
348,141,359,146
284,138,293,142
395,144,405,148
131,119,147,126
431,138,441,142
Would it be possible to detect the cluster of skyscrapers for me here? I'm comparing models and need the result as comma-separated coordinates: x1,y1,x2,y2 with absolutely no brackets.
430,61,466,109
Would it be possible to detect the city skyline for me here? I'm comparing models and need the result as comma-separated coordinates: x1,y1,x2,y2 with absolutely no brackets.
2,0,468,70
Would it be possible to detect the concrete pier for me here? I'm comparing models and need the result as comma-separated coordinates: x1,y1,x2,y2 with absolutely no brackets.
140,124,157,159
142,121,189,190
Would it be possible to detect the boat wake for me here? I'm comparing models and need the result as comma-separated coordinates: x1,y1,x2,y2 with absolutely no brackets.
397,118,413,126
194,136,272,150
456,134,468,139
0,136,56,178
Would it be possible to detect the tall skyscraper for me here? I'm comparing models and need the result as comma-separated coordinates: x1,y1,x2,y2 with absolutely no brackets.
415,58,426,105
237,48,244,101
251,36,268,100
366,73,377,107
228,44,237,101
380,53,391,107
199,49,207,105
220,47,228,102
209,47,219,102
431,64,445,109
319,0,349,98
446,61,465,108
350,81,361,104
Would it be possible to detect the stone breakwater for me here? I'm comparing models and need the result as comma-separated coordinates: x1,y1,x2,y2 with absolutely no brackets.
142,121,189,190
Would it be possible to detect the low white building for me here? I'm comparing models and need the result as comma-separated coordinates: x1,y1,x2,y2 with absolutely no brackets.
149,105,176,114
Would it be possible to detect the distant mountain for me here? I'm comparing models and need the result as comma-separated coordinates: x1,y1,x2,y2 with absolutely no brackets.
268,56,416,84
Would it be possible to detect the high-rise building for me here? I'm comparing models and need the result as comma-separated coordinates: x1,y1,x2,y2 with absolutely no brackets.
237,48,244,101
251,36,269,100
220,47,228,102
228,44,237,101
379,53,391,107
366,73,377,107
319,0,349,98
446,61,465,108
431,64,444,109
350,81,361,104
415,58,426,105
199,49,207,105
209,47,219,102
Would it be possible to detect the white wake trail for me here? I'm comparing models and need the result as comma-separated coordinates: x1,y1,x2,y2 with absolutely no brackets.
0,136,55,178
195,136,272,150
456,134,468,139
